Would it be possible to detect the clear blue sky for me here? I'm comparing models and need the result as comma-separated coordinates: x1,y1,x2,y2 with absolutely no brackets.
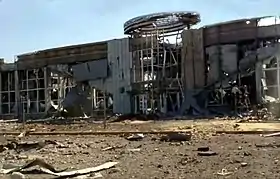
0,0,279,62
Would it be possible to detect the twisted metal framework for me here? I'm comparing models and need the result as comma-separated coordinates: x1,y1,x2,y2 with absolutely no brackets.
124,11,200,35
124,11,200,114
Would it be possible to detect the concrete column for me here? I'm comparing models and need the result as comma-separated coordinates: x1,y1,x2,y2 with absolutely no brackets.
89,88,96,117
14,70,19,116
176,92,180,110
44,67,50,113
7,72,10,114
277,56,280,99
255,61,263,103
36,70,39,113
93,88,96,109
26,70,29,114
58,75,63,109
0,72,2,114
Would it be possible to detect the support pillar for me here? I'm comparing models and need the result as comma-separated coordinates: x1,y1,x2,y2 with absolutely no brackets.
277,55,280,99
44,67,50,113
14,70,19,116
255,61,263,103
0,72,2,115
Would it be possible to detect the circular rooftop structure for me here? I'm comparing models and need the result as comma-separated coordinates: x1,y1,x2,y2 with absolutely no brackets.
124,11,200,35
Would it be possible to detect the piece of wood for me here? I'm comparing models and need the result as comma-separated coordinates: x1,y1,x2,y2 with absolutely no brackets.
0,130,191,136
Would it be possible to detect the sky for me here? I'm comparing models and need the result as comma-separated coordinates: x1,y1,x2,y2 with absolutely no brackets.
0,0,279,62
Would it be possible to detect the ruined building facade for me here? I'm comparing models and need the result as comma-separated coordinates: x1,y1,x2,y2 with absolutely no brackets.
0,12,280,118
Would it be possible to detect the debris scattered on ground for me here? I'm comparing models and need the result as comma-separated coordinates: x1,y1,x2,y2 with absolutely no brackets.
10,172,26,179
2,164,20,170
52,141,69,148
233,123,240,128
18,131,29,138
1,119,280,178
255,143,280,148
198,151,217,156
0,130,192,136
127,148,141,152
263,132,280,137
216,169,233,176
179,156,198,165
0,158,118,178
126,134,144,141
102,146,115,151
72,172,103,179
110,113,160,123
197,146,209,152
0,158,63,175
0,141,46,153
160,133,191,142
102,145,125,151
216,130,280,135
241,162,248,167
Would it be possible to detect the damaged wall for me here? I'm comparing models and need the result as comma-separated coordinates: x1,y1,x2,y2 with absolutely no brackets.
72,59,108,82
88,38,132,114
206,44,238,85
107,38,132,114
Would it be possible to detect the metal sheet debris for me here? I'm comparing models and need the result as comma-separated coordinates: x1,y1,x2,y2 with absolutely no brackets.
0,158,118,178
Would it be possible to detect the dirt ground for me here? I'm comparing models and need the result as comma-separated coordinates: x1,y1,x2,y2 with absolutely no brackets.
1,119,280,179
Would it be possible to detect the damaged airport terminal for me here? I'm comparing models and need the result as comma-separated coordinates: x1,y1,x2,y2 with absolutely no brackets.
1,12,280,119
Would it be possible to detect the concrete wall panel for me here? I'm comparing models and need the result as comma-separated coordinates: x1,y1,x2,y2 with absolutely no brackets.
72,59,108,82
108,38,132,114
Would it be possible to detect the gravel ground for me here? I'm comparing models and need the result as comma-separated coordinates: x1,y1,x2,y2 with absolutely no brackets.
0,120,280,179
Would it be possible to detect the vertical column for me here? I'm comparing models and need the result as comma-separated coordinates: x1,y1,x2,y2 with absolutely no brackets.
277,56,280,99
134,96,138,114
255,19,262,103
176,92,180,109
8,72,10,114
0,72,2,114
255,61,263,103
150,32,154,110
14,70,19,116
93,88,96,109
44,67,49,113
182,30,195,90
58,74,62,109
217,26,223,86
91,88,95,116
26,70,29,114
36,70,39,113
140,50,144,112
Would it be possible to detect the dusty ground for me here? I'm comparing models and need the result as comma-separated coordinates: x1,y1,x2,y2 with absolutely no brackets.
0,119,280,179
